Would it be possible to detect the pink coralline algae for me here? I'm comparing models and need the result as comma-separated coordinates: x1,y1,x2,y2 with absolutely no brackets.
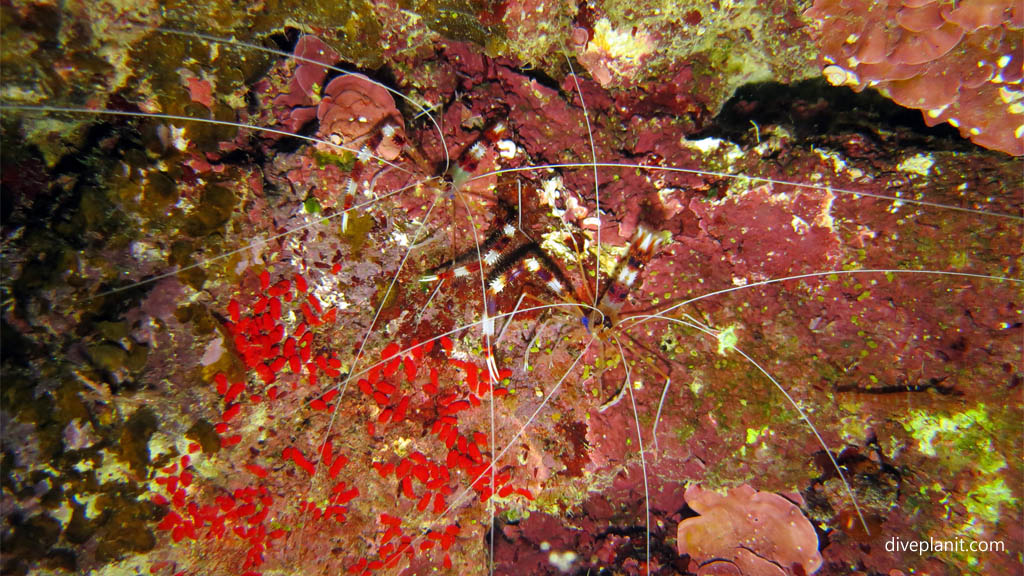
804,0,1024,155
317,74,405,161
677,484,823,576
272,35,340,132
271,36,406,161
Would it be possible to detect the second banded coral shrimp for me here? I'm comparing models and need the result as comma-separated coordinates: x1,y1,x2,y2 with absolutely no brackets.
1,9,1021,576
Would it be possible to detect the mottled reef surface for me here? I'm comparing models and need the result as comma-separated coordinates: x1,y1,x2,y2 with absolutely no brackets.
1,1,1021,576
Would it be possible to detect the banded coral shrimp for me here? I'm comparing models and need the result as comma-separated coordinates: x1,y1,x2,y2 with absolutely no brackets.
1,5,1022,576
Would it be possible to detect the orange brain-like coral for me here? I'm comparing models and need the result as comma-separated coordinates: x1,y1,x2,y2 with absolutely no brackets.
804,0,1023,156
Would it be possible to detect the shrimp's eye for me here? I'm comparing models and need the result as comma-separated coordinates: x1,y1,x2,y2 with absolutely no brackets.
602,316,613,330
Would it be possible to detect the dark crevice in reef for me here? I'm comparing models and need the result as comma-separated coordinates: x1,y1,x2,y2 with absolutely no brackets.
322,61,402,105
805,440,902,543
516,62,565,94
265,27,303,54
703,78,974,152
2,122,113,241
835,380,962,396
267,120,318,155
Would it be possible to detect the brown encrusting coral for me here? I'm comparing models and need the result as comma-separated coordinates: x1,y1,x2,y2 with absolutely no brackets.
804,0,1024,155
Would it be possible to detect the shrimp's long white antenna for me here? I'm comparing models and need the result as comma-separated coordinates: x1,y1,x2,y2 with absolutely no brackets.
625,269,1024,331
563,54,602,307
611,336,651,576
643,313,871,532
415,277,446,322
470,163,1023,221
495,292,528,345
734,343,870,533
0,105,413,174
452,168,500,576
625,268,1023,533
517,179,523,232
652,376,671,454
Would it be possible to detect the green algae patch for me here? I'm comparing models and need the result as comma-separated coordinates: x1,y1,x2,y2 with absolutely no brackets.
415,0,505,49
674,422,695,444
966,477,1013,525
142,170,181,216
902,404,1017,545
92,491,159,562
745,425,769,445
87,342,129,374
187,420,222,456
949,250,970,269
715,324,738,355
341,212,376,254
304,196,323,214
314,148,355,171
175,303,218,336
2,513,62,570
903,404,1006,474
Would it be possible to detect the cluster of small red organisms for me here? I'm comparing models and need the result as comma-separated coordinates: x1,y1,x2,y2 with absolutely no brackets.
225,267,341,395
148,261,537,575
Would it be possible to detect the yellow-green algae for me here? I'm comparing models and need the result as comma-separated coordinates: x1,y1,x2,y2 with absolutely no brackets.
904,405,1006,475
902,404,1017,566
715,324,738,355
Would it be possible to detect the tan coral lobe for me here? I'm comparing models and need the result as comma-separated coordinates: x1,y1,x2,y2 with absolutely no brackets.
677,484,823,576
317,74,405,161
